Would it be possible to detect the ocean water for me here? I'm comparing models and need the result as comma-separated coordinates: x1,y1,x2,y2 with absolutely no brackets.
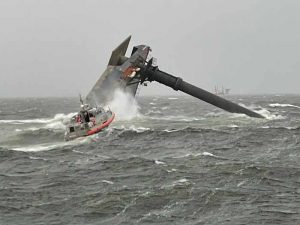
0,95,299,224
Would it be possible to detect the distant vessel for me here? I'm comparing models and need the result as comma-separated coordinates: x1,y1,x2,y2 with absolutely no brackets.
214,86,230,96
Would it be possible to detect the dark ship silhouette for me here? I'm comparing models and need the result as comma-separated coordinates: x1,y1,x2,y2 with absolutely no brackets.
85,36,263,119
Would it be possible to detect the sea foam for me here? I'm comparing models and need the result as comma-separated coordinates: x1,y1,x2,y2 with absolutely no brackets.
269,103,300,109
107,89,141,121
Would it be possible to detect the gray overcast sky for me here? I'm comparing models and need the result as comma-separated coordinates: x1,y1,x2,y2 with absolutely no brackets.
0,0,300,97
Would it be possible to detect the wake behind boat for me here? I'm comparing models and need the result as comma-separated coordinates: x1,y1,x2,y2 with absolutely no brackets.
64,103,115,141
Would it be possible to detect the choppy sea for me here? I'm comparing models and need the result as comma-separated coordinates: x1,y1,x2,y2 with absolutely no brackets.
0,94,299,224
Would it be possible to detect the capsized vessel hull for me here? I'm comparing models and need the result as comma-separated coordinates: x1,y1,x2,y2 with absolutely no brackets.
85,36,264,118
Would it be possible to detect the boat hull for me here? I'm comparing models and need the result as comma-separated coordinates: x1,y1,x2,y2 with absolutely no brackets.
87,112,115,135
64,111,115,141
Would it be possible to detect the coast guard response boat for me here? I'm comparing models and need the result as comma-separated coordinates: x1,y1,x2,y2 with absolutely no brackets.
64,98,115,141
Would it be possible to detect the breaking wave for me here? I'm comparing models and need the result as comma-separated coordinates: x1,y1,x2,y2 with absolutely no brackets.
13,143,64,152
107,89,141,121
113,125,151,133
147,115,204,122
260,125,299,130
112,126,228,138
235,103,286,120
11,143,65,152
10,136,91,152
255,108,285,120
0,113,76,125
269,103,300,109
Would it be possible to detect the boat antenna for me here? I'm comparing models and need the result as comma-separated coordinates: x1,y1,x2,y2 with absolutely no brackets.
79,94,84,105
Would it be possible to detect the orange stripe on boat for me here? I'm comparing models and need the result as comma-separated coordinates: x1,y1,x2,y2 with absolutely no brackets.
87,112,115,135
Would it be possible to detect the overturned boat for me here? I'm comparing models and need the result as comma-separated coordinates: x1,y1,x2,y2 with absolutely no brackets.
85,36,264,119
64,104,115,141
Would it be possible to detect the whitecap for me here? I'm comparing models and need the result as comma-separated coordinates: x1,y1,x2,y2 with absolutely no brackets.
72,149,86,154
115,125,151,133
11,138,88,152
154,160,166,165
269,103,300,109
29,156,40,160
202,152,216,157
150,115,203,122
261,126,298,130
11,113,74,132
192,152,218,157
45,121,65,130
172,178,191,186
145,109,162,115
163,129,180,133
168,97,178,100
286,126,298,130
230,113,249,119
237,180,247,187
102,180,114,185
0,119,49,124
205,112,225,117
128,125,151,133
12,145,55,152
15,127,40,132
167,168,177,173
29,156,48,161
0,112,76,126
227,124,239,128
255,108,285,120
173,152,218,159
177,178,188,183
